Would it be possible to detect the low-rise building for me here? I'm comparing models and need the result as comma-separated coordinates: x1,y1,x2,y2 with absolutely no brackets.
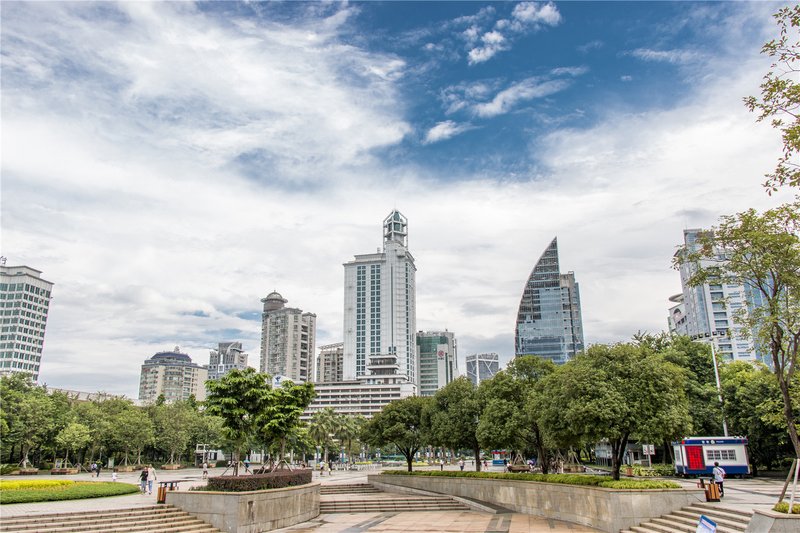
138,346,208,403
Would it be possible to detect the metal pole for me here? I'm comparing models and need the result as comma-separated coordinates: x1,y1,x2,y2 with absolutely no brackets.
709,341,729,437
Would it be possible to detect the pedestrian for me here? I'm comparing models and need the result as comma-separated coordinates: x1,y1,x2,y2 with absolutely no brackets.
244,458,251,474
712,462,726,497
459,458,465,471
503,458,508,472
96,462,102,477
139,467,148,493
439,459,444,471
202,461,208,480
320,460,327,476
111,469,118,482
91,462,97,476
483,459,488,469
147,465,157,495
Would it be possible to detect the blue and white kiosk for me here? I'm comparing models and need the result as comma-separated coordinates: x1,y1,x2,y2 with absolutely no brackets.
672,436,750,477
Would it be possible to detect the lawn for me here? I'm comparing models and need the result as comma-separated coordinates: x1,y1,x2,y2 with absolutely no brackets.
0,480,140,504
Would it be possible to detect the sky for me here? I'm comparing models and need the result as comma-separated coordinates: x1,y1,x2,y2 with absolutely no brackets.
2,1,795,398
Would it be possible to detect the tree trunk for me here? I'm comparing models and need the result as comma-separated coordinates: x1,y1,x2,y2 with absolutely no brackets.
406,453,413,472
538,443,549,474
610,434,630,481
776,368,800,460
473,444,481,472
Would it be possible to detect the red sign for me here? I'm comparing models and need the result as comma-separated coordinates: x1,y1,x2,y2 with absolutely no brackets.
686,445,704,470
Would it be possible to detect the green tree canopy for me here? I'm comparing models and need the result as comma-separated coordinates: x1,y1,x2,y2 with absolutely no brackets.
535,343,689,480
426,377,482,471
361,396,431,472
55,422,92,465
257,380,315,469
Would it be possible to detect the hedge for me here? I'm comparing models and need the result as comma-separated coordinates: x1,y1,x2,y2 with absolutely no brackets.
201,469,312,492
773,502,800,514
0,479,73,491
0,482,139,504
381,470,680,489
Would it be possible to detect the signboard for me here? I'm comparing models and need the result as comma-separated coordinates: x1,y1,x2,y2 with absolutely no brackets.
696,515,717,533
643,444,655,455
686,445,705,470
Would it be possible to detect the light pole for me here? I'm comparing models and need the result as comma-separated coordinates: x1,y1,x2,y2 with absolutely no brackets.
692,333,729,437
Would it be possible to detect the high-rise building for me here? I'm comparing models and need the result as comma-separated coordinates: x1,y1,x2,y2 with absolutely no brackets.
0,264,54,381
208,341,249,380
316,342,344,383
343,210,417,382
138,346,208,403
673,229,765,362
416,331,458,396
514,237,584,364
259,291,316,382
465,353,499,386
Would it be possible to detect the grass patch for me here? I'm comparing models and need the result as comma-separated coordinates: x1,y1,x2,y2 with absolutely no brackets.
773,502,800,514
0,481,139,504
381,470,680,489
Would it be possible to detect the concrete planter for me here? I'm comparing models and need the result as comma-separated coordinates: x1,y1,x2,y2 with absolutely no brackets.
17,468,39,475
166,482,320,533
50,468,80,475
745,509,800,532
161,464,183,470
370,474,704,533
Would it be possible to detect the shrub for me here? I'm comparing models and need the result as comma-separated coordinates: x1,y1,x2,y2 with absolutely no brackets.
215,460,228,467
202,469,312,492
381,470,680,489
38,462,53,470
773,502,800,514
0,479,73,490
0,465,18,475
0,482,139,504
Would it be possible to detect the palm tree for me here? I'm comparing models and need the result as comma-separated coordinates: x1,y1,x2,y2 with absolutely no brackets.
336,415,365,464
307,408,337,463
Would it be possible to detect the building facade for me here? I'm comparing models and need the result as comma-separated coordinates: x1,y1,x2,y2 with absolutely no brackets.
343,210,417,382
0,264,54,381
465,352,499,386
208,341,249,380
416,331,458,396
673,229,765,362
259,292,316,382
316,342,344,383
514,237,584,364
138,346,208,403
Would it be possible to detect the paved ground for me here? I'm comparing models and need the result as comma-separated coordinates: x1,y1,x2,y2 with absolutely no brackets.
1,464,792,532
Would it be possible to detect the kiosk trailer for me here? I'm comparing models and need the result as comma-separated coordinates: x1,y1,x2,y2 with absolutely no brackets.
672,436,750,477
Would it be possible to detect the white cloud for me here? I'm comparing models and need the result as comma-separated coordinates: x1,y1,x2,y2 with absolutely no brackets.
512,2,562,27
423,120,475,144
550,66,589,77
472,78,572,118
577,40,603,53
628,48,701,65
620,75,633,82
467,30,508,65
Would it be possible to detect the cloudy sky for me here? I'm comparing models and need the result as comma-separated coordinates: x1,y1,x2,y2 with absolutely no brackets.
2,1,794,397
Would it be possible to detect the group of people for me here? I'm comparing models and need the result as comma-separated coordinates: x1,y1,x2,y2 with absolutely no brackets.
318,460,332,476
138,465,158,494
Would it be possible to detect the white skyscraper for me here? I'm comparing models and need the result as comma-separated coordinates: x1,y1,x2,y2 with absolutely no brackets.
673,229,765,362
343,210,417,382
0,264,54,381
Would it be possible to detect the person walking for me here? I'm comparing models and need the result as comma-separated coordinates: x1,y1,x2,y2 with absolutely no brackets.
111,469,118,482
91,462,97,476
202,461,208,480
439,459,444,471
458,458,465,471
712,462,726,497
139,468,148,493
96,462,102,477
243,458,251,474
147,465,157,495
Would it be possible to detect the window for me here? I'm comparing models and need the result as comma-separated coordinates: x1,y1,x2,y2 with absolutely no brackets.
706,449,736,461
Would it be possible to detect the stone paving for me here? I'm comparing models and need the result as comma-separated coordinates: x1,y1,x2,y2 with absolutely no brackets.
0,464,791,532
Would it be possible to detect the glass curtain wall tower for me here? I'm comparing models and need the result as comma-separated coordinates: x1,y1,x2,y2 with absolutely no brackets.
515,237,584,364
343,210,417,383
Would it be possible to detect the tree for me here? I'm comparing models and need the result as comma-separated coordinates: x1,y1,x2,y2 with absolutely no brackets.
335,414,365,464
115,408,154,465
257,380,315,470
535,343,689,480
361,396,431,472
477,357,556,473
205,368,272,476
153,402,194,465
677,205,800,460
744,5,800,192
55,422,92,466
308,408,338,463
426,377,482,471
721,361,794,474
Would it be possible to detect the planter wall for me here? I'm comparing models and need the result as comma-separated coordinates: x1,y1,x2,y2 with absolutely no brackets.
370,474,703,533
166,482,319,533
745,509,800,533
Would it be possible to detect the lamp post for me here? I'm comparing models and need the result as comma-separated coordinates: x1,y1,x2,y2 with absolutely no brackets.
692,332,729,437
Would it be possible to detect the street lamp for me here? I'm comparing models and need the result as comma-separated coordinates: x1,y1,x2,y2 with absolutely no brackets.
691,332,729,437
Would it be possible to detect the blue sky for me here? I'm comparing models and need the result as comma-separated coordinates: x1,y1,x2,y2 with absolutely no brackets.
1,1,794,396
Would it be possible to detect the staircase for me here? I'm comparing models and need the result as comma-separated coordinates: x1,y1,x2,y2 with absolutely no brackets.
319,483,470,514
620,502,753,533
0,505,220,533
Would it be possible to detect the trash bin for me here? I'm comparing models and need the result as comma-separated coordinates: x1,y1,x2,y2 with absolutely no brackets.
697,477,720,502
157,484,167,504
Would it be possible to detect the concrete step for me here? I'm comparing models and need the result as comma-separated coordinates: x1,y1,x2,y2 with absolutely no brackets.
0,505,220,533
621,502,752,533
320,484,381,494
673,509,750,530
690,503,754,521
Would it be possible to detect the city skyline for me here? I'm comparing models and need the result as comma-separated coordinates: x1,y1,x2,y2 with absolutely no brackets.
2,2,794,396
